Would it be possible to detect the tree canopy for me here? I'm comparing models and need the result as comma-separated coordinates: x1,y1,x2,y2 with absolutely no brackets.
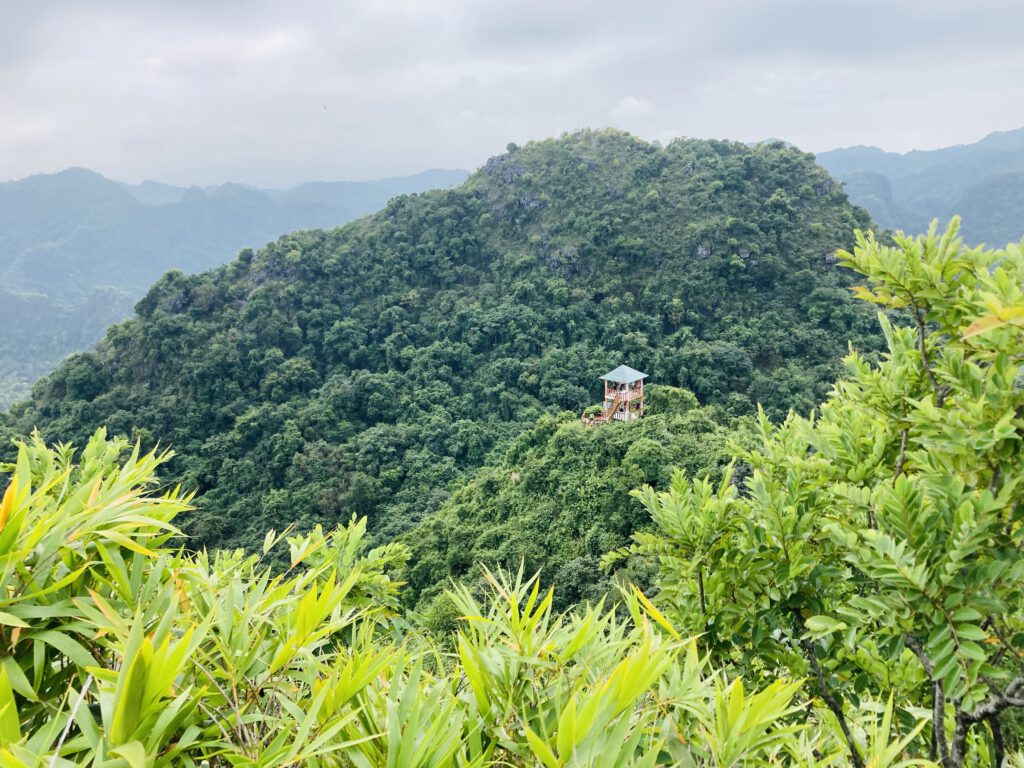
404,389,744,616
609,219,1024,766
1,164,1022,763
3,130,881,560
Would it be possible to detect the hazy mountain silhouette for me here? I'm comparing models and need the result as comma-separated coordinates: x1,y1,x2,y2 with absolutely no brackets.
0,166,468,404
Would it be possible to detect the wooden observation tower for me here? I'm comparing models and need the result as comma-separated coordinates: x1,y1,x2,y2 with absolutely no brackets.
581,365,648,425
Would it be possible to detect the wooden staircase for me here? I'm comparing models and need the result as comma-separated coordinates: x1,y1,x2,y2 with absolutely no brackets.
581,389,626,425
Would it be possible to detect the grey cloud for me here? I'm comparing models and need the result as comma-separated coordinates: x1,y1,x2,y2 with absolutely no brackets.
1,0,1022,185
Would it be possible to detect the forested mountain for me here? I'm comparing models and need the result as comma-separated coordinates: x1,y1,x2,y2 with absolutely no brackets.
0,167,467,405
816,127,1024,244
3,130,882,559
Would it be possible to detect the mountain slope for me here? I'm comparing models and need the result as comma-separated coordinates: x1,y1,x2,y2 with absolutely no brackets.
3,130,881,554
0,167,468,404
816,127,1024,244
952,172,1024,246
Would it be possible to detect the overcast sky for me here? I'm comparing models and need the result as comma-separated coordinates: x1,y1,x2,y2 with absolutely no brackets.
3,0,1023,186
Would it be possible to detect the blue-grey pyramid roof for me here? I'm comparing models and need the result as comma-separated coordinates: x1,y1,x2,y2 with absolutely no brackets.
599,365,648,384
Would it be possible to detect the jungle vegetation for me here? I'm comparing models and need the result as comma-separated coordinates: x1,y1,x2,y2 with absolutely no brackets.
0,220,1022,766
403,387,746,615
2,130,883,559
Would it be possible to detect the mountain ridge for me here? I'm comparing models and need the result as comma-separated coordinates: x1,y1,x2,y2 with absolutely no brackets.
0,165,469,404
816,127,1024,244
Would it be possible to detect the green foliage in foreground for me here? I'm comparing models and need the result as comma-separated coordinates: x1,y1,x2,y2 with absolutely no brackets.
608,220,1024,767
0,432,926,766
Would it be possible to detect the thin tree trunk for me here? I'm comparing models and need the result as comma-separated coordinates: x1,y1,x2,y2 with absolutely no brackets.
933,680,950,766
800,636,864,768
951,713,970,767
906,635,950,765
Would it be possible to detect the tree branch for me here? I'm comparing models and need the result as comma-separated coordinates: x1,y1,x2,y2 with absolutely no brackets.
904,635,933,674
905,635,949,765
894,428,909,479
912,306,950,406
989,464,1002,495
961,678,1024,725
951,678,1024,766
800,635,864,768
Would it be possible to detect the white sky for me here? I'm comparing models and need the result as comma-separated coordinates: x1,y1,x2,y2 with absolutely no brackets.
2,0,1023,186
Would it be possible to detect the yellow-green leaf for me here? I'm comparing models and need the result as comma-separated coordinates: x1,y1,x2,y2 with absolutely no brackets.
631,586,680,639
0,666,19,747
110,741,148,768
963,304,1024,338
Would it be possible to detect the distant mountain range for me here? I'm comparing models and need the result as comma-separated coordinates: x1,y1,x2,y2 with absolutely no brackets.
0,167,468,404
816,127,1024,246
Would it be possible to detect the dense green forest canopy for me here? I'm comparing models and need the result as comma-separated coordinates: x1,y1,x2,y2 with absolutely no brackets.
404,387,743,615
3,130,882,556
2,221,1022,766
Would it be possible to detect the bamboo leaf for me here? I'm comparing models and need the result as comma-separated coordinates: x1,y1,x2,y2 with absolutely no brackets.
0,666,20,747
110,741,148,768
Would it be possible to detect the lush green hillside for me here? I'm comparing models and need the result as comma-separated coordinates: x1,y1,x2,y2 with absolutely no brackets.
3,130,881,555
3,222,1021,766
405,387,742,613
0,167,467,404
817,127,1024,244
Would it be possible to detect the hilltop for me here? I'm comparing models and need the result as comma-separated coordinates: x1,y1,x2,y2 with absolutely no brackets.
4,130,882,555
